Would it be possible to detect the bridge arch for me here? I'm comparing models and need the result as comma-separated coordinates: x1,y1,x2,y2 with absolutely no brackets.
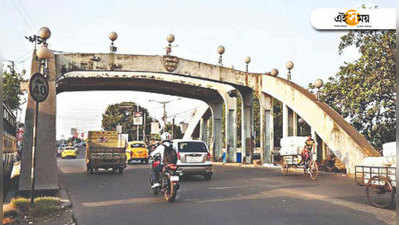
260,75,379,173
21,51,377,191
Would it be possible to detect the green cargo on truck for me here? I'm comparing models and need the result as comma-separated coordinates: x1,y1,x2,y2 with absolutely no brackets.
86,131,127,174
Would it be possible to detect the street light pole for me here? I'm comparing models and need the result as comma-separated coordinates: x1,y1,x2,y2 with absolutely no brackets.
217,45,225,66
172,117,175,139
313,79,324,100
27,27,51,206
142,112,146,143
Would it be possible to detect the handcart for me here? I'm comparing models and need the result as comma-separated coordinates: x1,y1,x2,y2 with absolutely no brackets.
281,154,319,181
355,165,396,209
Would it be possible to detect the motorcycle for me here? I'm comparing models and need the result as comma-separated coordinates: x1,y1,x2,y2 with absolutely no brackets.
150,154,183,202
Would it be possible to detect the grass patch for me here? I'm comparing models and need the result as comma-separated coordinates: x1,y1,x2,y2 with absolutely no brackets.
11,197,30,212
10,196,62,217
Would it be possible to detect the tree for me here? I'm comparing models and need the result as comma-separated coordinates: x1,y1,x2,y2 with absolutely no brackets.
317,31,396,149
101,102,155,142
164,123,183,139
2,71,23,110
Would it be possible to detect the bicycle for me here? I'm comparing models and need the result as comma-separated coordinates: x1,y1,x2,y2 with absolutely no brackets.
281,153,319,181
304,156,319,181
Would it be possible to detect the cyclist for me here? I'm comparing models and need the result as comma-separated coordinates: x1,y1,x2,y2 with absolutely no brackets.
301,136,315,171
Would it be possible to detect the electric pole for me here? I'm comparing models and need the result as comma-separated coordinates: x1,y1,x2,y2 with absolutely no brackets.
142,112,146,143
149,98,181,132
136,105,139,141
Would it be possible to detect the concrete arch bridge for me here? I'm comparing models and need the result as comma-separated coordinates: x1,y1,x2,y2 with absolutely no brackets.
20,52,378,192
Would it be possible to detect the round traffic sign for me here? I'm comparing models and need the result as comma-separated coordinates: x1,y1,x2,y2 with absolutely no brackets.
29,73,49,102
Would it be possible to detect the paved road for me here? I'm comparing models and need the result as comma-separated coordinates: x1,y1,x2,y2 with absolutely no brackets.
58,156,395,225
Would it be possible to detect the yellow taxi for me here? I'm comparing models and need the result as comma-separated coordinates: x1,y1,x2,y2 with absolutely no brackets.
61,146,78,159
126,141,148,164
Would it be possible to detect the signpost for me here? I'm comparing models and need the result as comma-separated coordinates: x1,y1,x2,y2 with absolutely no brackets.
29,72,49,205
133,112,143,125
151,122,160,134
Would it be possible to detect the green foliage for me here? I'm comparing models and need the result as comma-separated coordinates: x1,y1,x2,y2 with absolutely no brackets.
2,71,23,110
32,197,61,216
164,123,183,139
318,31,396,148
101,102,155,141
11,197,30,212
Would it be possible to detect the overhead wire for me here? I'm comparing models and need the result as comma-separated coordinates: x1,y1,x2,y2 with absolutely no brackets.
6,0,37,71
9,0,35,33
17,0,37,30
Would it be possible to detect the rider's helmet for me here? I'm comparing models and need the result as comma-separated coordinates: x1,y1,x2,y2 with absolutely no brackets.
161,140,172,148
153,153,162,161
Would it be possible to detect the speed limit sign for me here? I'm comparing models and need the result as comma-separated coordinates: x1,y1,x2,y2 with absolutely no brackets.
29,73,49,102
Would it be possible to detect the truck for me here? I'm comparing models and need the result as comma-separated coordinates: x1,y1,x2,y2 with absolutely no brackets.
86,131,127,174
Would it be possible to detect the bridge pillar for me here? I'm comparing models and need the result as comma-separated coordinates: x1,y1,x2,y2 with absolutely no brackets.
207,119,212,150
283,104,289,138
259,94,273,164
292,111,298,136
199,118,208,142
209,102,223,161
20,52,58,192
221,94,237,163
237,89,254,163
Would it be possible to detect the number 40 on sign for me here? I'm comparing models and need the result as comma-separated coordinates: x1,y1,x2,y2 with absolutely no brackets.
29,73,49,102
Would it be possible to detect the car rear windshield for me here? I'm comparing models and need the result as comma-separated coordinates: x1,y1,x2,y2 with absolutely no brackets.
131,143,145,148
178,142,207,153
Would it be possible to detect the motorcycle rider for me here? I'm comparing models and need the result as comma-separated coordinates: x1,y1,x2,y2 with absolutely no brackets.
150,139,177,189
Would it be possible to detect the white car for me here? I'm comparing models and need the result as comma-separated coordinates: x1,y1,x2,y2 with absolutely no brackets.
172,139,213,180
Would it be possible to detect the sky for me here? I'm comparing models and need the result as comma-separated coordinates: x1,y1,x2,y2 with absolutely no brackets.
0,0,395,139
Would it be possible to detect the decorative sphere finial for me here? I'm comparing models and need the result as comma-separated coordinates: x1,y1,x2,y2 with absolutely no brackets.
38,27,51,40
167,34,175,43
313,79,324,89
36,44,51,59
286,60,294,70
217,45,225,55
270,68,279,76
245,56,251,64
109,32,118,42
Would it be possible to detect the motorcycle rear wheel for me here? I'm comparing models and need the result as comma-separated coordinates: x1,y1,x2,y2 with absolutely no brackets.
164,182,177,202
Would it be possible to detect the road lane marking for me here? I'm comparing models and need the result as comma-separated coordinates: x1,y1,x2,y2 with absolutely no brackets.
81,197,161,207
208,186,235,190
